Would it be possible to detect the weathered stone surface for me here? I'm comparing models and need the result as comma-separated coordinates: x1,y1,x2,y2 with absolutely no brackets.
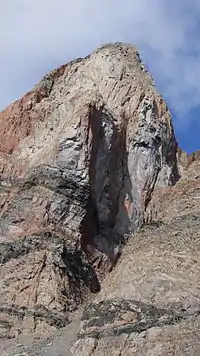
0,42,179,336
72,172,200,354
1,42,200,355
72,316,200,356
0,232,100,339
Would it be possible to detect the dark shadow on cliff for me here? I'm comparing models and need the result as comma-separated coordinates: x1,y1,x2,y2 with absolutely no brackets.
80,105,133,269
61,244,101,295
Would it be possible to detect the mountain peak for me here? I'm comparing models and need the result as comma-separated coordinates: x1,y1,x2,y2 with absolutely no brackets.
1,44,199,355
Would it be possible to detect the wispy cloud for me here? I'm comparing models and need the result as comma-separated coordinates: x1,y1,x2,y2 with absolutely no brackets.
1,0,200,126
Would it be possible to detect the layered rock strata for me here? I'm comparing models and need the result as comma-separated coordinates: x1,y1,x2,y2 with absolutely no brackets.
0,43,183,338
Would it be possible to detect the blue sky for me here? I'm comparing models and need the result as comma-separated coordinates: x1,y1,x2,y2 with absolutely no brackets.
0,0,200,153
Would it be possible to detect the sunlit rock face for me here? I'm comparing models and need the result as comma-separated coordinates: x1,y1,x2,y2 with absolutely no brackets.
0,43,180,338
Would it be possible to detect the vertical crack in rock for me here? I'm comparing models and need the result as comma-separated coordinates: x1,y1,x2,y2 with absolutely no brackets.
80,95,180,272
80,105,130,271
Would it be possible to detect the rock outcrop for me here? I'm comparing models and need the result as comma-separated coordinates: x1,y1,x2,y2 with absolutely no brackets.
0,43,179,337
71,157,200,355
0,42,199,355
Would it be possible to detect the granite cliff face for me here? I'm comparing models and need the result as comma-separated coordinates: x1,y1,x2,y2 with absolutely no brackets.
0,43,199,355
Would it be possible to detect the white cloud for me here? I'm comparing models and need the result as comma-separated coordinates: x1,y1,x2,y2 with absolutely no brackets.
0,0,200,124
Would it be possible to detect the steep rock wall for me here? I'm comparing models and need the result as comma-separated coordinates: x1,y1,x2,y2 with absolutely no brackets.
0,43,179,335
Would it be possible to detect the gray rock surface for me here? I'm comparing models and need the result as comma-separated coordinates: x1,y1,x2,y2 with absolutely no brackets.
1,42,199,355
0,42,179,336
72,179,200,355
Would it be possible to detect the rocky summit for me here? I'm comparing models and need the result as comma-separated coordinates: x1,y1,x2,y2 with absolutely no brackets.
0,43,199,355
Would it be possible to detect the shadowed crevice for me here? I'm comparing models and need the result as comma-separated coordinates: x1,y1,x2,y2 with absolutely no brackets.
80,105,133,268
